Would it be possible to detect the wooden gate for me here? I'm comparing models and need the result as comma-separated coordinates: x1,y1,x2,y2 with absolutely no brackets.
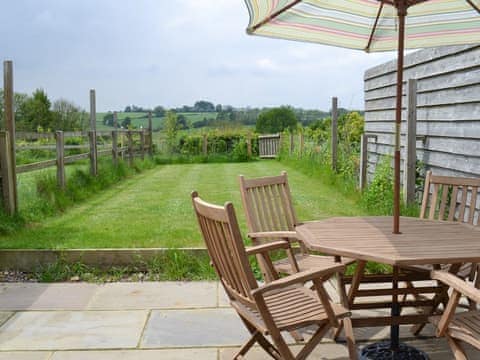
258,134,280,158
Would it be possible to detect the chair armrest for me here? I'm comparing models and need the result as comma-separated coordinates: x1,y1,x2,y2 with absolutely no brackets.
431,270,480,304
247,231,298,240
252,265,345,296
245,240,290,256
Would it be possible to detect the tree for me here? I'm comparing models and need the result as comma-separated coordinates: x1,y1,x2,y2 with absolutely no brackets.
121,116,131,128
17,89,53,131
52,99,87,130
255,106,298,134
124,106,132,113
340,111,364,144
153,105,165,118
215,104,222,113
177,114,188,130
164,111,179,153
194,100,215,112
103,112,114,126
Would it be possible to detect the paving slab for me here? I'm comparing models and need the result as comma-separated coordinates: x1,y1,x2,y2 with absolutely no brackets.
217,284,230,308
50,348,217,360
0,353,51,360
142,308,249,348
220,338,470,360
88,281,217,310
0,312,13,327
221,343,352,360
0,284,98,310
0,311,148,351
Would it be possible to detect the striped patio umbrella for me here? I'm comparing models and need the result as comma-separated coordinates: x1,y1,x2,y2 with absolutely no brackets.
244,0,480,235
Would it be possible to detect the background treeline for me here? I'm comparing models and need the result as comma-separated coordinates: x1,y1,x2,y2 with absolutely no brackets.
112,99,362,131
0,89,87,132
0,90,363,135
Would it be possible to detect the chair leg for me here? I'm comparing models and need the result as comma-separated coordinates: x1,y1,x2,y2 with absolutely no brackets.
411,263,462,336
238,316,281,359
296,322,331,360
333,273,350,343
343,317,358,360
411,289,446,336
269,331,296,360
233,333,258,359
470,266,480,310
446,335,468,360
332,322,344,342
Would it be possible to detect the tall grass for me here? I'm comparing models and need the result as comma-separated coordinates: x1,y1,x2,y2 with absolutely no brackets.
279,136,361,205
0,158,155,235
34,250,217,282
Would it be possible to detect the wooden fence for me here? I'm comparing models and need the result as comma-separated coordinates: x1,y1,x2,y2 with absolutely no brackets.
0,60,153,214
258,97,340,161
258,134,280,158
363,44,480,205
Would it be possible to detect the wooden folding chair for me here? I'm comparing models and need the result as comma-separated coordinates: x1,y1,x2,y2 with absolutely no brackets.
192,191,357,359
405,171,480,334
430,270,480,360
239,171,355,282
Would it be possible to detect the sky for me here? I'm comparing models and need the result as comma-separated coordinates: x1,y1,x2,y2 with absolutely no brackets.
1,0,397,112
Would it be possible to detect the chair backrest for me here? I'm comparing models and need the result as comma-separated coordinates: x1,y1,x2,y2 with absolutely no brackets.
239,171,298,234
420,170,480,225
191,191,258,307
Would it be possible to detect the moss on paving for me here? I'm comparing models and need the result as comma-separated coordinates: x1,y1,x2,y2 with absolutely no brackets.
0,161,363,249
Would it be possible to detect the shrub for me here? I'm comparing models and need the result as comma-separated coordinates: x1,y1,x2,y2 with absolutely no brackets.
360,157,394,215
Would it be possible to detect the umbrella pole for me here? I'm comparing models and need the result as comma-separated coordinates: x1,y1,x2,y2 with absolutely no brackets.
393,3,406,235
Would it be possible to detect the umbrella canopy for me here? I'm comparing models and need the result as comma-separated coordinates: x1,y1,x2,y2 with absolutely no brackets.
245,0,480,52
244,0,480,234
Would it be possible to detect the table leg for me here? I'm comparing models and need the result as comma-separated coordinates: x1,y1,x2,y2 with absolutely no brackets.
359,265,429,359
390,266,400,350
348,260,366,307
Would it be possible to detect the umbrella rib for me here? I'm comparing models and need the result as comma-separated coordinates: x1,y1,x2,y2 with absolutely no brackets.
366,1,385,52
466,0,480,14
248,0,303,32
407,0,430,6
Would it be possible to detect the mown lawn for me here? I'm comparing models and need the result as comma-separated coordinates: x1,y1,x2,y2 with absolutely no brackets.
0,161,364,249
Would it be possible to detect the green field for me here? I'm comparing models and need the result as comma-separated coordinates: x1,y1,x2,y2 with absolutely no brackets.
0,161,363,249
95,112,217,131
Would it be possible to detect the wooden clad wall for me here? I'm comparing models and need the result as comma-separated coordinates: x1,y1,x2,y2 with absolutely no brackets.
364,45,480,184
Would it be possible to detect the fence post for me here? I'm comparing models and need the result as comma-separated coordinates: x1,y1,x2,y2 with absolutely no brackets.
112,131,118,167
359,133,368,190
404,79,418,205
56,131,66,190
140,130,146,160
289,132,294,155
127,130,134,166
112,111,118,166
2,61,18,213
299,132,304,156
0,132,16,214
113,111,118,129
202,135,208,156
247,135,252,157
89,89,96,131
89,130,97,176
331,96,338,172
148,111,153,157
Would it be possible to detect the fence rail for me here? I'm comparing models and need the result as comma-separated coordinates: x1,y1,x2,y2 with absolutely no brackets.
0,60,155,214
10,130,152,187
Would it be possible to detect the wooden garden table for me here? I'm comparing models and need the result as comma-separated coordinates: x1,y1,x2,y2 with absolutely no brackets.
296,216,480,358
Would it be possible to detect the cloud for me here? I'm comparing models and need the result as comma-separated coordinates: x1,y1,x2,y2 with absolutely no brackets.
0,0,396,111
255,58,282,72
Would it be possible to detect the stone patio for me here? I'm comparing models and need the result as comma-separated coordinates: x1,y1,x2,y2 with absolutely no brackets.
0,281,474,359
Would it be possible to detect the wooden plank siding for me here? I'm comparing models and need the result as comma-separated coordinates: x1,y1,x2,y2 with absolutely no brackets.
364,44,480,205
